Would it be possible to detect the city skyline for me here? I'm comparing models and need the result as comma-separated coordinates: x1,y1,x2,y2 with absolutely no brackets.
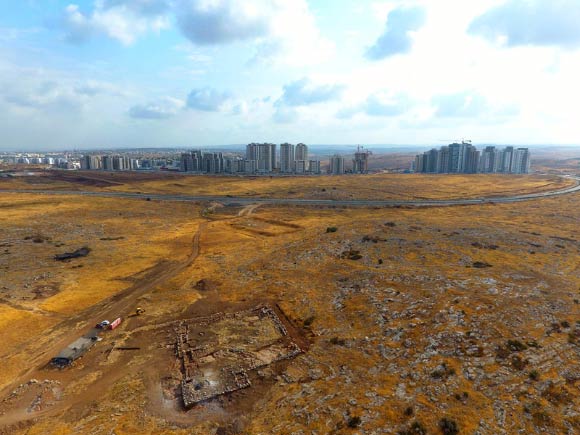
2,1,580,150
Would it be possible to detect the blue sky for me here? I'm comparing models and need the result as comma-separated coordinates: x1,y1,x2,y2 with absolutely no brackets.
1,0,580,150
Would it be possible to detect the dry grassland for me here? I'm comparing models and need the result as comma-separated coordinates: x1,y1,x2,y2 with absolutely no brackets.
0,171,573,201
0,175,579,435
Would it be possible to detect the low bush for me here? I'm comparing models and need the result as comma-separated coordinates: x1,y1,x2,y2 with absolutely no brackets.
347,416,361,428
398,421,427,435
439,417,459,435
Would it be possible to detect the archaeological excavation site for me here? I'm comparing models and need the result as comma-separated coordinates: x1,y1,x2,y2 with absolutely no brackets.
175,305,303,407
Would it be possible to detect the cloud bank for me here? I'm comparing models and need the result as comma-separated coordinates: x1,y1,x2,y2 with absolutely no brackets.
61,0,333,65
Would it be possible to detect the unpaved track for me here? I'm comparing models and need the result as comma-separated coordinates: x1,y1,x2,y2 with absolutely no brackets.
0,221,207,407
238,204,262,216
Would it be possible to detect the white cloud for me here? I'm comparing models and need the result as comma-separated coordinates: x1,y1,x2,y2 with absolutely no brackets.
276,78,345,107
174,0,333,65
272,106,298,124
366,6,426,60
61,0,332,65
62,1,170,45
186,87,232,111
336,92,411,118
102,0,171,16
433,92,488,118
176,0,270,45
0,68,126,114
74,80,127,97
129,97,184,119
231,101,248,116
469,0,580,48
250,0,334,66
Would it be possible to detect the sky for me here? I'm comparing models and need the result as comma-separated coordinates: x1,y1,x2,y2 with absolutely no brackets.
1,0,580,150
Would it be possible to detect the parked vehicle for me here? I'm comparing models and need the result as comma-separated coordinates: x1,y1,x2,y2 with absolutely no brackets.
96,320,110,329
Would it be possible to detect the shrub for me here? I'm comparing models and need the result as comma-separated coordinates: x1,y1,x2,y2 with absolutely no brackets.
532,410,552,426
507,339,527,352
340,249,363,260
303,316,315,327
431,363,456,380
326,226,338,233
362,235,384,243
526,339,540,348
347,416,361,428
439,417,459,435
472,261,492,268
330,337,346,346
529,370,540,381
398,421,427,435
511,355,527,370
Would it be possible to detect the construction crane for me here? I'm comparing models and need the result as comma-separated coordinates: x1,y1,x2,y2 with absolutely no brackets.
356,145,373,155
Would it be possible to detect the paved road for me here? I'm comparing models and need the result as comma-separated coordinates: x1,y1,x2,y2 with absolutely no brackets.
1,176,579,207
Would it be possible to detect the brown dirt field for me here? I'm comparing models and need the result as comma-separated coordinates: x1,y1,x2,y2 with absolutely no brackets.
1,176,580,434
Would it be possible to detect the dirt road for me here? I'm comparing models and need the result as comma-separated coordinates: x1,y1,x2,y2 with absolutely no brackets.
0,221,207,419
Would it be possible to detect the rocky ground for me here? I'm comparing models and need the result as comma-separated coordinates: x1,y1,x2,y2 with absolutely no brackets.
0,176,579,434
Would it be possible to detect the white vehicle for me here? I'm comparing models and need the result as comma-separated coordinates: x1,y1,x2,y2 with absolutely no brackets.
96,320,111,329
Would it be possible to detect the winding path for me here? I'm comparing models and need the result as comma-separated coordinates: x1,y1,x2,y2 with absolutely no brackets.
1,176,579,207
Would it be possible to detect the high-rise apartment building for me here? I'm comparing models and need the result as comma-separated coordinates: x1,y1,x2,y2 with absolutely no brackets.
414,143,530,174
499,146,514,173
295,143,308,161
102,155,113,171
294,160,307,174
180,150,203,172
246,143,276,173
329,155,345,174
479,146,499,173
80,155,102,170
511,148,531,174
279,143,295,173
308,160,321,174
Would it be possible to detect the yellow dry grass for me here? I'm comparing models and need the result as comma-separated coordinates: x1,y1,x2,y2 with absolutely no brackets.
99,173,576,200
0,171,573,201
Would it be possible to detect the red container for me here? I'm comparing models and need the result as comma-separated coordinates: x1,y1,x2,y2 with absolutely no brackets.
109,317,122,330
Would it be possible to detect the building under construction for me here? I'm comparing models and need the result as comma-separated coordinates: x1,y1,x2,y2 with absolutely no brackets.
352,146,371,174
